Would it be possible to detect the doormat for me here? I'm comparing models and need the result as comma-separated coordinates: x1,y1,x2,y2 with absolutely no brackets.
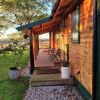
37,68,60,74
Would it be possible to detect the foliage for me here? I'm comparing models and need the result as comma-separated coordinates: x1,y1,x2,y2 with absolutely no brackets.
0,0,54,26
11,44,23,67
0,32,29,57
0,49,29,80
23,34,29,39
61,60,70,67
0,14,10,33
7,32,24,41
10,38,29,67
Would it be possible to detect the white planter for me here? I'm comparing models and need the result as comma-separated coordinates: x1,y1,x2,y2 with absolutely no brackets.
61,66,70,79
8,67,21,79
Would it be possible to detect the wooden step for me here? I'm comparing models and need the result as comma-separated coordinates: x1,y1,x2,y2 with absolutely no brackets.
34,66,60,70
37,68,60,74
31,79,73,87
31,70,73,87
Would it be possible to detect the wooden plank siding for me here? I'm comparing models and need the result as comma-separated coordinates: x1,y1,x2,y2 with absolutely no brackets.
51,0,93,94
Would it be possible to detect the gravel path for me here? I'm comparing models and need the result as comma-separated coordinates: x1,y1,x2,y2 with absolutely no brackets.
24,85,83,100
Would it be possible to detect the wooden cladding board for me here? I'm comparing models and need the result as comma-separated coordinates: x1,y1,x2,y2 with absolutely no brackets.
67,0,93,94
51,0,93,95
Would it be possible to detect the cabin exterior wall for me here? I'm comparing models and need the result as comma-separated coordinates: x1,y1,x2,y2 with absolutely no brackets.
51,0,93,95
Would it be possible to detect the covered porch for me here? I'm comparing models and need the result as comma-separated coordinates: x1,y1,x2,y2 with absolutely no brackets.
16,0,100,100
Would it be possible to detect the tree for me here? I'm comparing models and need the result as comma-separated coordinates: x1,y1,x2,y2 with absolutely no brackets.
0,14,9,33
0,12,17,34
7,32,24,41
0,0,54,26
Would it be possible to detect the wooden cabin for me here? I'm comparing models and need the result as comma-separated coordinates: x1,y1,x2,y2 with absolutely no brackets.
16,0,100,100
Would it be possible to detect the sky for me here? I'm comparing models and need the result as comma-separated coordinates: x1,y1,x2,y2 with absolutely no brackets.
0,27,18,39
39,33,49,40
5,27,18,34
4,28,49,39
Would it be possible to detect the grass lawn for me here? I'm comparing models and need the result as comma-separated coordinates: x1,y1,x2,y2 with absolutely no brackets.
0,49,30,100
0,77,29,100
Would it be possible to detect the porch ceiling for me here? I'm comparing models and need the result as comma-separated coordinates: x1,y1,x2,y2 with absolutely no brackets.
16,0,83,35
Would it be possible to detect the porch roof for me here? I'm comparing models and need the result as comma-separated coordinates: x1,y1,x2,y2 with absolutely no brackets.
16,17,51,31
16,0,83,35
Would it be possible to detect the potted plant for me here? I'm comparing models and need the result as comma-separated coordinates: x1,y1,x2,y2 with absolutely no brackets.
8,40,23,79
61,60,70,79
8,66,21,80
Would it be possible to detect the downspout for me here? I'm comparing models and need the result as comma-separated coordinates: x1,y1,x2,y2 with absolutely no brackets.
92,0,96,97
92,0,99,100
30,29,34,74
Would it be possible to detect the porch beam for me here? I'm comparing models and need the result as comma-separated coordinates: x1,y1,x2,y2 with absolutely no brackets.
51,0,61,18
16,17,51,31
58,5,70,11
55,11,65,18
61,0,83,19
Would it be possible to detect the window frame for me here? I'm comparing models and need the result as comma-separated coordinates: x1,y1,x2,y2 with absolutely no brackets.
71,6,80,44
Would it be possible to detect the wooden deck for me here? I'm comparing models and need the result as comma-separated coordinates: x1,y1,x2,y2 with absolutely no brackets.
35,49,54,68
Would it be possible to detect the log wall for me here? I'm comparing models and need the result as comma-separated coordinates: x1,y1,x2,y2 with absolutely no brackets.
52,0,93,94
68,0,93,94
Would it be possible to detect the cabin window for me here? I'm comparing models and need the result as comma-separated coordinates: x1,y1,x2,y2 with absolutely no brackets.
71,6,80,44
97,0,100,13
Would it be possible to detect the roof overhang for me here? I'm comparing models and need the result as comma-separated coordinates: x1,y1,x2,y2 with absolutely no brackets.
16,0,83,35
16,17,51,31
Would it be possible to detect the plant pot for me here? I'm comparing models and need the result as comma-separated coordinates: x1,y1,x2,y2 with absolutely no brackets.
8,67,21,79
61,66,70,79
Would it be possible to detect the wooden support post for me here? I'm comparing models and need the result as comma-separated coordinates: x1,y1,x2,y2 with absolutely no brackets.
36,35,39,59
53,33,55,49
37,35,39,54
49,32,51,48
30,29,34,74
50,32,53,48
34,34,39,60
